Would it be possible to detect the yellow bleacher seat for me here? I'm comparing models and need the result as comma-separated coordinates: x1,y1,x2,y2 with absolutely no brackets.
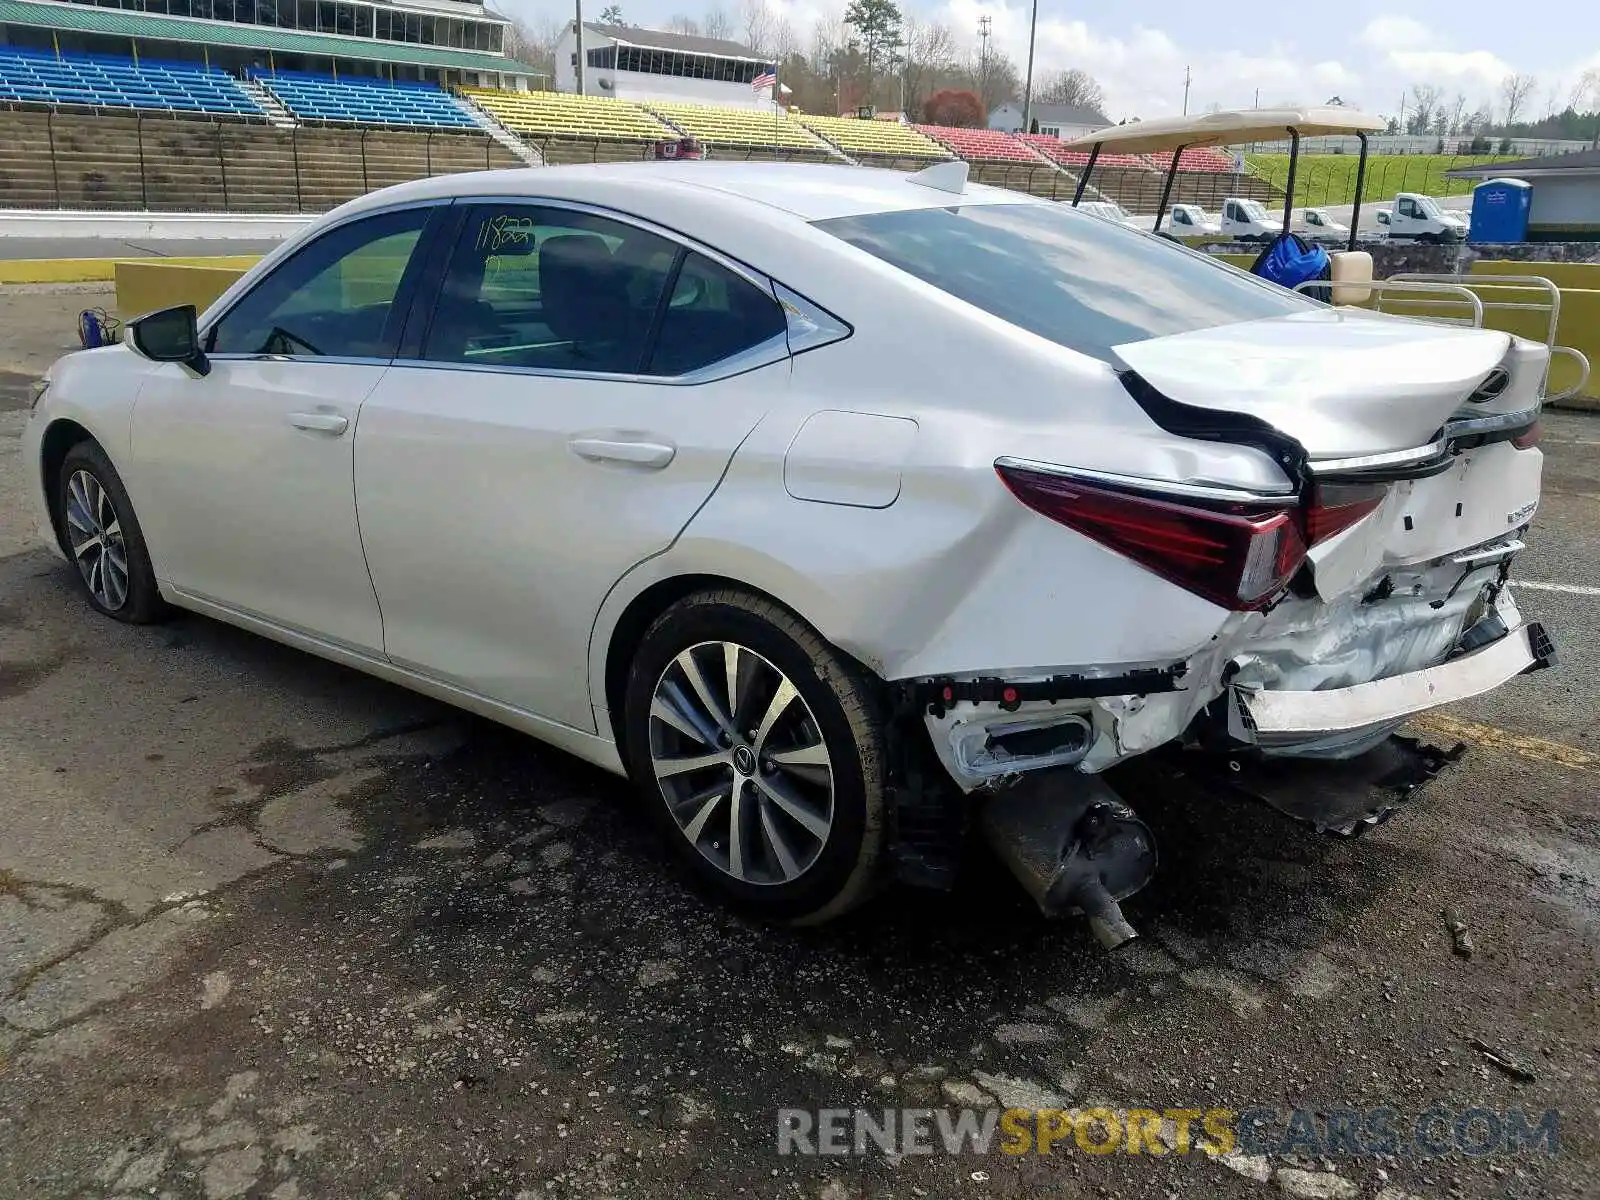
463,88,671,141
645,101,825,152
796,115,950,159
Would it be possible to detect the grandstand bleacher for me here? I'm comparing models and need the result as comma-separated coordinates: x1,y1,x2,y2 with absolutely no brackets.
644,100,834,159
1173,146,1235,172
796,114,951,162
1019,133,1148,170
915,124,1034,163
253,70,475,130
463,87,670,143
0,47,262,118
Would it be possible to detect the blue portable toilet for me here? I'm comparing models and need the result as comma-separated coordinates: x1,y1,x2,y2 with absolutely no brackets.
1469,178,1532,243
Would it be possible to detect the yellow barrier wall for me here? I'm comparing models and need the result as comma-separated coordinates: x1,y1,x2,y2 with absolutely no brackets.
114,260,250,320
0,254,259,287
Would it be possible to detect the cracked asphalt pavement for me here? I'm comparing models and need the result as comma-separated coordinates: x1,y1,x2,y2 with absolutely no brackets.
2,285,1597,1200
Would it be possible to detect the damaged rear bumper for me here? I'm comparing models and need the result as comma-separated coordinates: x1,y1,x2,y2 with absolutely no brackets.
1227,619,1555,746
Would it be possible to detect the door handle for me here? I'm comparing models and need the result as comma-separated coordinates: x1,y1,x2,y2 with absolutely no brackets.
287,411,349,435
568,436,676,469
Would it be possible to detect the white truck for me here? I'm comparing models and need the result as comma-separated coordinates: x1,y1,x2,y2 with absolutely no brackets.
1166,203,1221,236
1220,196,1283,241
1385,192,1469,243
1079,200,1137,226
1296,207,1350,244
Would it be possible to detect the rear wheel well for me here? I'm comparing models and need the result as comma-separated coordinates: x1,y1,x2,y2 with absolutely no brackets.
603,575,856,749
39,419,95,551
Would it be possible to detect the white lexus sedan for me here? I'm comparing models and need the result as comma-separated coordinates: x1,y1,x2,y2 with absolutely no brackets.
23,161,1553,939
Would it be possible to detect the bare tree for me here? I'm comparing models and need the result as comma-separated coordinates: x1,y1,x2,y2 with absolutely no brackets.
598,4,624,24
1444,91,1468,135
963,45,1019,114
1500,72,1536,128
667,14,701,35
702,5,735,41
1034,67,1104,113
899,16,955,115
1573,68,1600,146
503,14,562,78
740,0,771,55
1407,83,1442,135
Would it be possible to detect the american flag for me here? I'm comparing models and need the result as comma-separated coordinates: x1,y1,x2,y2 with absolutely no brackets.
752,68,777,92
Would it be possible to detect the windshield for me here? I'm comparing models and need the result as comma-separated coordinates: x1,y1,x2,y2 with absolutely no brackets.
1417,196,1444,218
1240,199,1273,222
815,202,1313,363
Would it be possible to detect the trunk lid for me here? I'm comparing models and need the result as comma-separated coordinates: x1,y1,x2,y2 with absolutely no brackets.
1112,308,1512,458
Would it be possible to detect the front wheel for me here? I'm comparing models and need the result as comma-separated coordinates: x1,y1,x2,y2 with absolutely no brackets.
622,589,888,924
57,440,169,623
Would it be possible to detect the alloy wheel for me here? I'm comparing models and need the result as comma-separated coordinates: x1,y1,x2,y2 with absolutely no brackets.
648,640,835,886
64,469,129,611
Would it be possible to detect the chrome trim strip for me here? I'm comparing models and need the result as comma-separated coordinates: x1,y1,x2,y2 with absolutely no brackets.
772,281,852,356
1305,440,1448,475
994,456,1296,503
1452,540,1525,568
1443,406,1539,439
450,193,775,294
382,332,793,387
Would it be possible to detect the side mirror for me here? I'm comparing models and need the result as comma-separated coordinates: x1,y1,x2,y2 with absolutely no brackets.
128,305,210,377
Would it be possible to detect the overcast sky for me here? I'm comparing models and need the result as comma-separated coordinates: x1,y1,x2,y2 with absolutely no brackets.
500,0,1597,123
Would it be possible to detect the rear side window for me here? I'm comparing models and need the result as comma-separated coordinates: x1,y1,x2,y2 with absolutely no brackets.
648,252,786,376
815,203,1310,363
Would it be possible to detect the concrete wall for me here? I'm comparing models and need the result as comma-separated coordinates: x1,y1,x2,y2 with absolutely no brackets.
1526,175,1600,238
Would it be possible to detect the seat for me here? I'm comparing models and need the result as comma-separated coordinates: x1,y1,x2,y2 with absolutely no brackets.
1327,251,1373,306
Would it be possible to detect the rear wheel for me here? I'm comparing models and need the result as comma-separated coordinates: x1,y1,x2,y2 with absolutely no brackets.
57,441,168,623
622,589,887,924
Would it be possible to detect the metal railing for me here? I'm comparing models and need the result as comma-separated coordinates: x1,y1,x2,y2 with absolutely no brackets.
1248,154,1510,207
1296,273,1592,404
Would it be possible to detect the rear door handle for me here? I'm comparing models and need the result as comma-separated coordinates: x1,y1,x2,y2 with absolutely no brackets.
568,436,676,469
287,411,349,435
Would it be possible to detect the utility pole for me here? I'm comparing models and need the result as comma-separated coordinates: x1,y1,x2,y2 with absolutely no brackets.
1021,0,1038,133
574,0,585,95
1182,65,1191,115
1254,87,1260,109
975,16,992,112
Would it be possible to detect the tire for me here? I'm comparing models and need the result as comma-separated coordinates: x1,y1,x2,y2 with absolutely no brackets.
622,588,887,924
57,440,169,624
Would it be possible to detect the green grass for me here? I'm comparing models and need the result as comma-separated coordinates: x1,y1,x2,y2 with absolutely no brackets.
1245,153,1516,204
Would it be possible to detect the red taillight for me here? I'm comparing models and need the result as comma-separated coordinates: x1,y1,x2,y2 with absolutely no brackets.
1512,420,1542,450
996,465,1307,611
1304,481,1387,545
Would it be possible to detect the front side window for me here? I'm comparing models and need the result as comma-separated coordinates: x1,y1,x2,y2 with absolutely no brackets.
817,202,1312,363
207,206,430,358
1399,199,1417,217
1173,209,1192,224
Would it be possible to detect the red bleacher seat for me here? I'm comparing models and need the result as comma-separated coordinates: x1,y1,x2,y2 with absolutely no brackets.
1019,134,1149,170
915,124,1036,163
1171,147,1234,172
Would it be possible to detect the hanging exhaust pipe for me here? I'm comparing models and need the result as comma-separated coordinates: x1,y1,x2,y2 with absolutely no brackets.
980,770,1157,950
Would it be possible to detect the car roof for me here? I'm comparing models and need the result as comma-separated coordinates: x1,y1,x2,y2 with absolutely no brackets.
330,160,1042,226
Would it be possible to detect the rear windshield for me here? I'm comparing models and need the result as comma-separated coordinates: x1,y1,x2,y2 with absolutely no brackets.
814,202,1311,362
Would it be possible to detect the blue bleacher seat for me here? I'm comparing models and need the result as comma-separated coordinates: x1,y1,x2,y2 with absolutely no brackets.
250,69,475,130
0,47,266,118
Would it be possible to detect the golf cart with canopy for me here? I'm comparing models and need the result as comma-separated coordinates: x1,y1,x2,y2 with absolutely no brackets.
1057,108,1590,402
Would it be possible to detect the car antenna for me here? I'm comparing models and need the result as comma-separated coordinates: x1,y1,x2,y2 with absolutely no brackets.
907,160,969,195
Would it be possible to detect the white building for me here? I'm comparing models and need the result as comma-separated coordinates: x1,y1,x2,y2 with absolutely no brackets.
1448,149,1600,241
989,101,1109,141
554,22,776,110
